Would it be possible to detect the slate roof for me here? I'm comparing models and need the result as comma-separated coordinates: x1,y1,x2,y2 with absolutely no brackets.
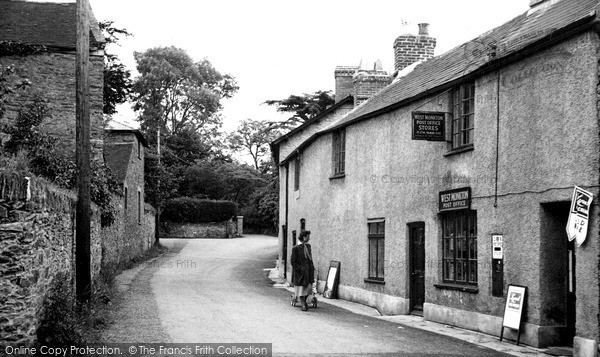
0,0,104,49
104,143,133,185
105,129,149,148
322,0,598,132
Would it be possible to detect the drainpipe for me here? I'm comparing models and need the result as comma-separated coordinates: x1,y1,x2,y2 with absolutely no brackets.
284,163,289,279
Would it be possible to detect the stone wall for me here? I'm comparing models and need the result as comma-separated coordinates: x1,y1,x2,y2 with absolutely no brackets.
0,52,104,160
0,172,101,345
160,219,240,239
100,196,156,273
0,171,156,345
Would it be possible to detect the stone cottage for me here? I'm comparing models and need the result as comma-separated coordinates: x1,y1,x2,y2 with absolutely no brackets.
0,0,105,158
272,0,600,354
103,129,154,265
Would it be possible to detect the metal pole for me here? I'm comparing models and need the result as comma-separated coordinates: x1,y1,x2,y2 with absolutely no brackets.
75,0,91,302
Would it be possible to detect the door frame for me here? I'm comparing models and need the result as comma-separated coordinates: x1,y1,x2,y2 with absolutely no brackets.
408,222,426,312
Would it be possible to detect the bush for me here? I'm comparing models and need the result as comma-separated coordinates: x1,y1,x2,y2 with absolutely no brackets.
36,274,85,347
2,97,119,226
162,197,237,223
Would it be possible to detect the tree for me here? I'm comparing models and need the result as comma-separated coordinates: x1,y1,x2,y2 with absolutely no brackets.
264,90,335,128
228,119,281,170
132,46,238,137
179,160,265,205
99,21,132,115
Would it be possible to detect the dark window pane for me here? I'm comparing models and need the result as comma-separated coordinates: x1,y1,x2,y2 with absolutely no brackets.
469,238,477,259
368,223,376,235
442,211,477,284
377,239,385,278
378,222,385,235
469,261,478,283
369,239,377,278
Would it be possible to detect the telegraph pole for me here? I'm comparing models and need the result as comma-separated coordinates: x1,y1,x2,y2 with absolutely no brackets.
155,127,161,244
75,0,91,302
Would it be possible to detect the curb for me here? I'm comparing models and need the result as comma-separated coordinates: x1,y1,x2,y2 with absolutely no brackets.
268,268,549,357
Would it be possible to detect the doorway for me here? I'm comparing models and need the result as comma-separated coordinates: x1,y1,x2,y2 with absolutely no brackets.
409,222,425,313
540,202,575,346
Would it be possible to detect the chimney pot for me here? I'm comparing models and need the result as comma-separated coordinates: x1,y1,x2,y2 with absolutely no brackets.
418,23,429,36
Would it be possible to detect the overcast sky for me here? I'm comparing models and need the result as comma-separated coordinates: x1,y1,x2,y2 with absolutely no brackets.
81,0,529,132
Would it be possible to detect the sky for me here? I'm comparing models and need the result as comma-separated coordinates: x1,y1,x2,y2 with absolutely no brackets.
72,0,530,133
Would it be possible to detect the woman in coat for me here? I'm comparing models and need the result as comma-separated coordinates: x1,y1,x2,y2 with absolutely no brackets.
291,230,314,311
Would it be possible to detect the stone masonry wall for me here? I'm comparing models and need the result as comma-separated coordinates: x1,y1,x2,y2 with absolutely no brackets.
0,52,104,161
0,171,155,345
0,172,102,345
143,204,156,249
160,220,239,239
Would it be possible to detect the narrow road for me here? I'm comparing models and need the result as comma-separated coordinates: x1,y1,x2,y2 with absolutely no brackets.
101,235,510,356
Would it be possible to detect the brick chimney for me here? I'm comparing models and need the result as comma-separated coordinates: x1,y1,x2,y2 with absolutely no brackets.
334,66,358,103
352,59,391,107
393,23,436,77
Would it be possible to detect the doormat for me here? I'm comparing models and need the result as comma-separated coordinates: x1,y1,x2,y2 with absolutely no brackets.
544,347,573,356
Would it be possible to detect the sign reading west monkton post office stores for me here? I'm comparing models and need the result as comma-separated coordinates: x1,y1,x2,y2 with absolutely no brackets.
439,187,471,212
412,111,446,141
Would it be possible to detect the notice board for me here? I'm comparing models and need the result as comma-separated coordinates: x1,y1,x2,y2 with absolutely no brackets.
500,285,527,345
323,261,340,299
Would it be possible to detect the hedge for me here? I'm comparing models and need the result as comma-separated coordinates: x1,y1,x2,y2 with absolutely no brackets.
161,197,237,223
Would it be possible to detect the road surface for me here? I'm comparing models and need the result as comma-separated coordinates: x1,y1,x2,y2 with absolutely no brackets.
100,235,510,356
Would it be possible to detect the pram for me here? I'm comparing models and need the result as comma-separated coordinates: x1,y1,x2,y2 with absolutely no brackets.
291,269,318,308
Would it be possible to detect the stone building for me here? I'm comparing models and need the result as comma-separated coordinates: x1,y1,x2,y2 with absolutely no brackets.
0,2,158,344
104,129,153,254
272,0,600,354
0,0,105,158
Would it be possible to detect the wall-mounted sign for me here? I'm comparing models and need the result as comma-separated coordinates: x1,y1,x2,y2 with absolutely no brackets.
566,186,593,247
439,187,471,212
500,285,527,345
492,235,503,259
412,111,446,141
491,234,504,297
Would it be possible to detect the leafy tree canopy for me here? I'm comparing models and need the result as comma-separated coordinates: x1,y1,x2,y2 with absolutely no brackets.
99,21,132,115
264,90,334,128
132,46,238,137
228,119,281,170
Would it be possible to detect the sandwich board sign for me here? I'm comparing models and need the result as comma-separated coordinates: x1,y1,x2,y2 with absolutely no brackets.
323,261,340,299
500,285,527,345
566,186,593,247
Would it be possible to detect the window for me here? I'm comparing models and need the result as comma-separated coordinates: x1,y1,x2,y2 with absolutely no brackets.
300,218,306,231
451,82,475,149
294,156,300,191
367,220,385,281
332,129,346,176
124,187,128,209
137,140,141,160
442,210,477,284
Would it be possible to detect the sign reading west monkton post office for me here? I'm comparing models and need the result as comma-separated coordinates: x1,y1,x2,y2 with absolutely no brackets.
439,187,472,212
412,111,446,141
